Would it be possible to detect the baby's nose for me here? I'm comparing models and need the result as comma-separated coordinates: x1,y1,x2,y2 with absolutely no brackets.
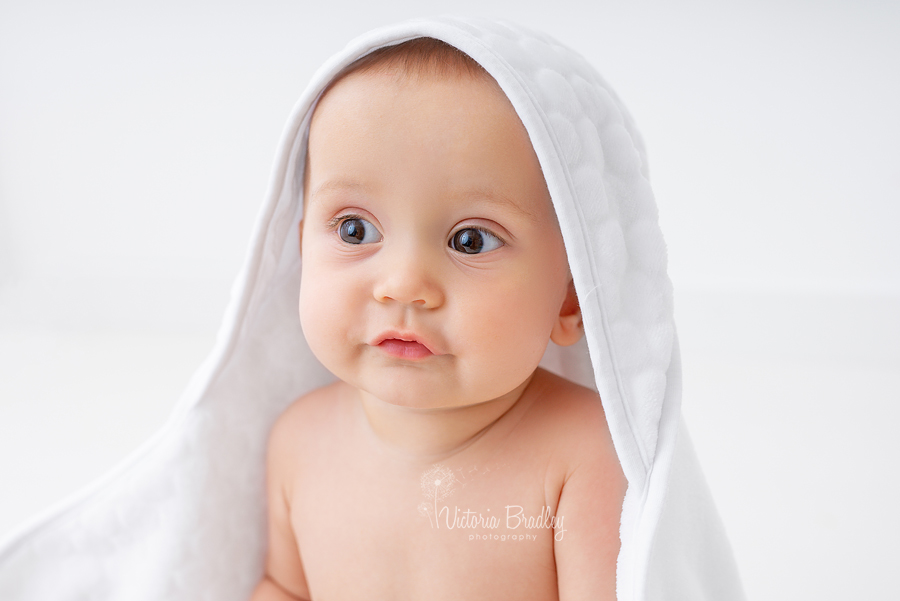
372,249,444,309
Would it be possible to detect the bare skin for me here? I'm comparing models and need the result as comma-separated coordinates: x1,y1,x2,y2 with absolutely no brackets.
251,67,627,600
257,368,625,601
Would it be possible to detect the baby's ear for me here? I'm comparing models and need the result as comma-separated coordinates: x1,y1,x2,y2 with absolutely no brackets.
550,279,583,347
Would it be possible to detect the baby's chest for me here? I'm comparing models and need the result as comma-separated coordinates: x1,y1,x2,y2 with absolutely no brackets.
290,457,564,600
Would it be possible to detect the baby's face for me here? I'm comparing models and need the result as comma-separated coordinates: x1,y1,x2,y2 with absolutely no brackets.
299,68,574,410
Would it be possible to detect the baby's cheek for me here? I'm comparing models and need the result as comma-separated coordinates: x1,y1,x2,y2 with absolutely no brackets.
298,262,365,382
298,270,336,354
469,292,547,372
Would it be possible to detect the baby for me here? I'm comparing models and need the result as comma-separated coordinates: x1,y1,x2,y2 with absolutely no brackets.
251,38,626,601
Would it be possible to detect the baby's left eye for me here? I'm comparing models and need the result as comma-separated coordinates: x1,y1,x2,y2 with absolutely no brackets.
449,228,503,254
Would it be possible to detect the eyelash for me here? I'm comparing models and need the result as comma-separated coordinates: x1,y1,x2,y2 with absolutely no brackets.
327,213,365,230
453,225,505,244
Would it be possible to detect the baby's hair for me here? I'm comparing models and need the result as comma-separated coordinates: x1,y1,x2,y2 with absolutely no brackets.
337,36,490,82
302,37,497,207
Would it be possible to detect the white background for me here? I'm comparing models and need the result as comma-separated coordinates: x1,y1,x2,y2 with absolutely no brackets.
1,1,898,599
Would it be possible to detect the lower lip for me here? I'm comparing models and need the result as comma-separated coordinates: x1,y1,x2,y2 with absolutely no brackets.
377,339,434,360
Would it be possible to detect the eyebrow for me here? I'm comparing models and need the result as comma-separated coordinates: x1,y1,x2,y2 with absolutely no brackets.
308,179,370,204
309,179,540,221
463,185,539,222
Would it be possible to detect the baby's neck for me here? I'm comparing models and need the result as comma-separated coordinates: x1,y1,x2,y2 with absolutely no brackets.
355,372,538,460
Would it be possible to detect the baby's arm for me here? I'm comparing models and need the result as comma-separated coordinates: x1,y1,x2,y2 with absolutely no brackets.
250,406,311,601
552,397,627,601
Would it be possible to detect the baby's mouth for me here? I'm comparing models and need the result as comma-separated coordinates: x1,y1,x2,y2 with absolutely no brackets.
376,338,434,360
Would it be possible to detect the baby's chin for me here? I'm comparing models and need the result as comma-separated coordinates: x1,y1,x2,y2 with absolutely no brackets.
352,372,530,413
356,382,474,411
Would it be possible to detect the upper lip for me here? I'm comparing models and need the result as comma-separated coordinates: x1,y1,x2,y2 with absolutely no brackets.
370,330,443,355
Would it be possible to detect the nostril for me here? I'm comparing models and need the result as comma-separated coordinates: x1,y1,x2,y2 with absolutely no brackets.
373,268,444,308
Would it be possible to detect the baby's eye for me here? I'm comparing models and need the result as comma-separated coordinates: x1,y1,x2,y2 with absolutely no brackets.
338,217,382,244
449,227,503,254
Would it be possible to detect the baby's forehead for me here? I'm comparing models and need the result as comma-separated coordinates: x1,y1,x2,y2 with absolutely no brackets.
305,64,545,214
313,65,514,123
309,36,519,137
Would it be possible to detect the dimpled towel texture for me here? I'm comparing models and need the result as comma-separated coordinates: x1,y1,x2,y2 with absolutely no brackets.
0,16,745,601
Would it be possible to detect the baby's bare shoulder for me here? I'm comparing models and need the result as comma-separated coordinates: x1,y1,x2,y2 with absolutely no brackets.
521,369,618,466
529,369,610,433
272,381,345,432
267,380,350,470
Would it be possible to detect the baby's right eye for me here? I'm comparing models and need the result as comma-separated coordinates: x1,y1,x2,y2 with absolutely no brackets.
338,217,382,245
